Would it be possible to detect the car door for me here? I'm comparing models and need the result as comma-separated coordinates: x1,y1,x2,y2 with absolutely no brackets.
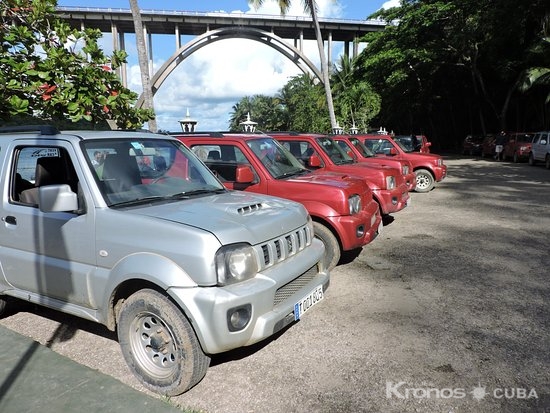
532,132,549,161
0,141,97,308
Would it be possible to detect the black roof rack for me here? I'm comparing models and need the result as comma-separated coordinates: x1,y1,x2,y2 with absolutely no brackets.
170,131,268,138
0,125,59,135
264,131,302,135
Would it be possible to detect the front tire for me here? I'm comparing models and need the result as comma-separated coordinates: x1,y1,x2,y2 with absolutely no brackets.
313,222,341,270
0,297,7,317
414,169,435,193
117,289,210,396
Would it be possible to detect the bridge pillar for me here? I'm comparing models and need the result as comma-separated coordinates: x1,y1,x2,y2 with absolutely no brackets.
327,31,332,68
175,25,181,49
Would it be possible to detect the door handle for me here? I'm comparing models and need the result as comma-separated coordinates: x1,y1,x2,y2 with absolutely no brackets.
3,216,17,225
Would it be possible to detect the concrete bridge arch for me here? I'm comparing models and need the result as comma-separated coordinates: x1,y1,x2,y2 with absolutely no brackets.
136,26,322,108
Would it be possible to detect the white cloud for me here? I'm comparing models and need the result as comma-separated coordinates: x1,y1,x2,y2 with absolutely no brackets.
129,0,347,131
381,0,401,10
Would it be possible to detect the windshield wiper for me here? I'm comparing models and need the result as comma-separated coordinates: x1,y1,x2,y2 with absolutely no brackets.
275,169,310,179
171,188,226,198
109,195,169,208
333,159,355,165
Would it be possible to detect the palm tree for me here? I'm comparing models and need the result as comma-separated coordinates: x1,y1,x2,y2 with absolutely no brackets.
248,0,337,132
129,0,157,132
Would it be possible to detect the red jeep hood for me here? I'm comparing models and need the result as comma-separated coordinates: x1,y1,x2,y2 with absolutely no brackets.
288,170,366,190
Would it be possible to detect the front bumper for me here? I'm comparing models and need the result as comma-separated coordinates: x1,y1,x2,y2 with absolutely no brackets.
374,183,410,215
168,239,330,354
434,165,447,182
404,172,417,191
327,198,381,251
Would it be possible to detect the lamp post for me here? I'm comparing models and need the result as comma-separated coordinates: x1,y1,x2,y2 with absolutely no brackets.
179,108,197,132
240,112,257,132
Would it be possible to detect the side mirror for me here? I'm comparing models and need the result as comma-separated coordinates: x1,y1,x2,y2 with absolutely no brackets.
38,184,78,212
308,154,322,168
389,148,398,155
426,142,432,147
235,165,255,184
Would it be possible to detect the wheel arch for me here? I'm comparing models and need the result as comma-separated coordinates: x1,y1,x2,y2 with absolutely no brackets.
102,252,198,331
310,215,343,253
413,165,435,177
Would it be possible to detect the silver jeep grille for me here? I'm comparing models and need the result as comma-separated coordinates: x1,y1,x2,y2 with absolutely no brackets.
273,265,318,306
256,224,312,269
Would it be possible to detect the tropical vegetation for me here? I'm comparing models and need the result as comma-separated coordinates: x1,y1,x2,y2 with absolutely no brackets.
232,0,550,151
0,0,153,129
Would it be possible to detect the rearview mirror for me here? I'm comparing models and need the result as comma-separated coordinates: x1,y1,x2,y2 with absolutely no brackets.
235,165,255,184
308,155,322,168
38,184,78,213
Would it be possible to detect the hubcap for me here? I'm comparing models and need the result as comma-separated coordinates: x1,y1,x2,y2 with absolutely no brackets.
416,175,430,189
130,313,178,378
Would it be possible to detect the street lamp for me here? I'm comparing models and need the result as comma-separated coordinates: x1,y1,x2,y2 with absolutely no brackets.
179,108,197,132
332,121,344,135
240,112,257,132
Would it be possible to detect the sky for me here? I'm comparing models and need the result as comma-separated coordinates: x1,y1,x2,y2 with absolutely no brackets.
56,0,400,131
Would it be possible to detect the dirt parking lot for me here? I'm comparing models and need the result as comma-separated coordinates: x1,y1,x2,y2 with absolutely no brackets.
1,157,549,413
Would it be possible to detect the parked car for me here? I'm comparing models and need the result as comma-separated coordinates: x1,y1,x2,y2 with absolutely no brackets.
0,125,329,396
529,131,550,169
175,132,382,270
393,134,432,153
359,134,447,193
331,134,416,192
268,132,410,216
502,132,536,162
462,135,484,156
481,134,496,158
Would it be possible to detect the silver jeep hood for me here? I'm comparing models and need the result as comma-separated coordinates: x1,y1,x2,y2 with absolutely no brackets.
131,190,308,245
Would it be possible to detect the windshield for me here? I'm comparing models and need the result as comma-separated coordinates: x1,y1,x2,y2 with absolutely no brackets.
348,137,375,157
392,138,411,152
247,137,307,178
82,138,225,207
363,138,401,155
316,136,354,165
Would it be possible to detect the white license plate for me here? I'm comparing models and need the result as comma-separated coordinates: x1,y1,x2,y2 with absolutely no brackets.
294,285,324,320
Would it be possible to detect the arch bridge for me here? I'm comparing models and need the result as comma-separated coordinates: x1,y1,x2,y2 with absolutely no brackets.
56,7,386,105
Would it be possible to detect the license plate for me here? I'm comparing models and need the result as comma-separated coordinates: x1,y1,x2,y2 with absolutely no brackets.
294,285,324,320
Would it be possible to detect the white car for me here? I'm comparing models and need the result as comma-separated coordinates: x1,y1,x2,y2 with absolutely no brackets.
528,131,550,169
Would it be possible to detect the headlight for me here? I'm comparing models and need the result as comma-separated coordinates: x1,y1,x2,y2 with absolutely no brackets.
306,214,314,239
385,175,396,189
402,165,410,175
348,194,362,215
215,243,258,286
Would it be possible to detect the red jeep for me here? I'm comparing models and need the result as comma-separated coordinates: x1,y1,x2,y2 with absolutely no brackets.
393,134,432,153
331,134,416,192
176,132,382,270
503,132,536,162
360,134,447,193
268,132,410,216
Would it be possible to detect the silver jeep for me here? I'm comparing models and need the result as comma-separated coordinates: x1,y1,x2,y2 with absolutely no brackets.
0,126,329,396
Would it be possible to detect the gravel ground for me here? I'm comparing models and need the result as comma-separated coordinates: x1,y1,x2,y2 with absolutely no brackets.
1,156,549,413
